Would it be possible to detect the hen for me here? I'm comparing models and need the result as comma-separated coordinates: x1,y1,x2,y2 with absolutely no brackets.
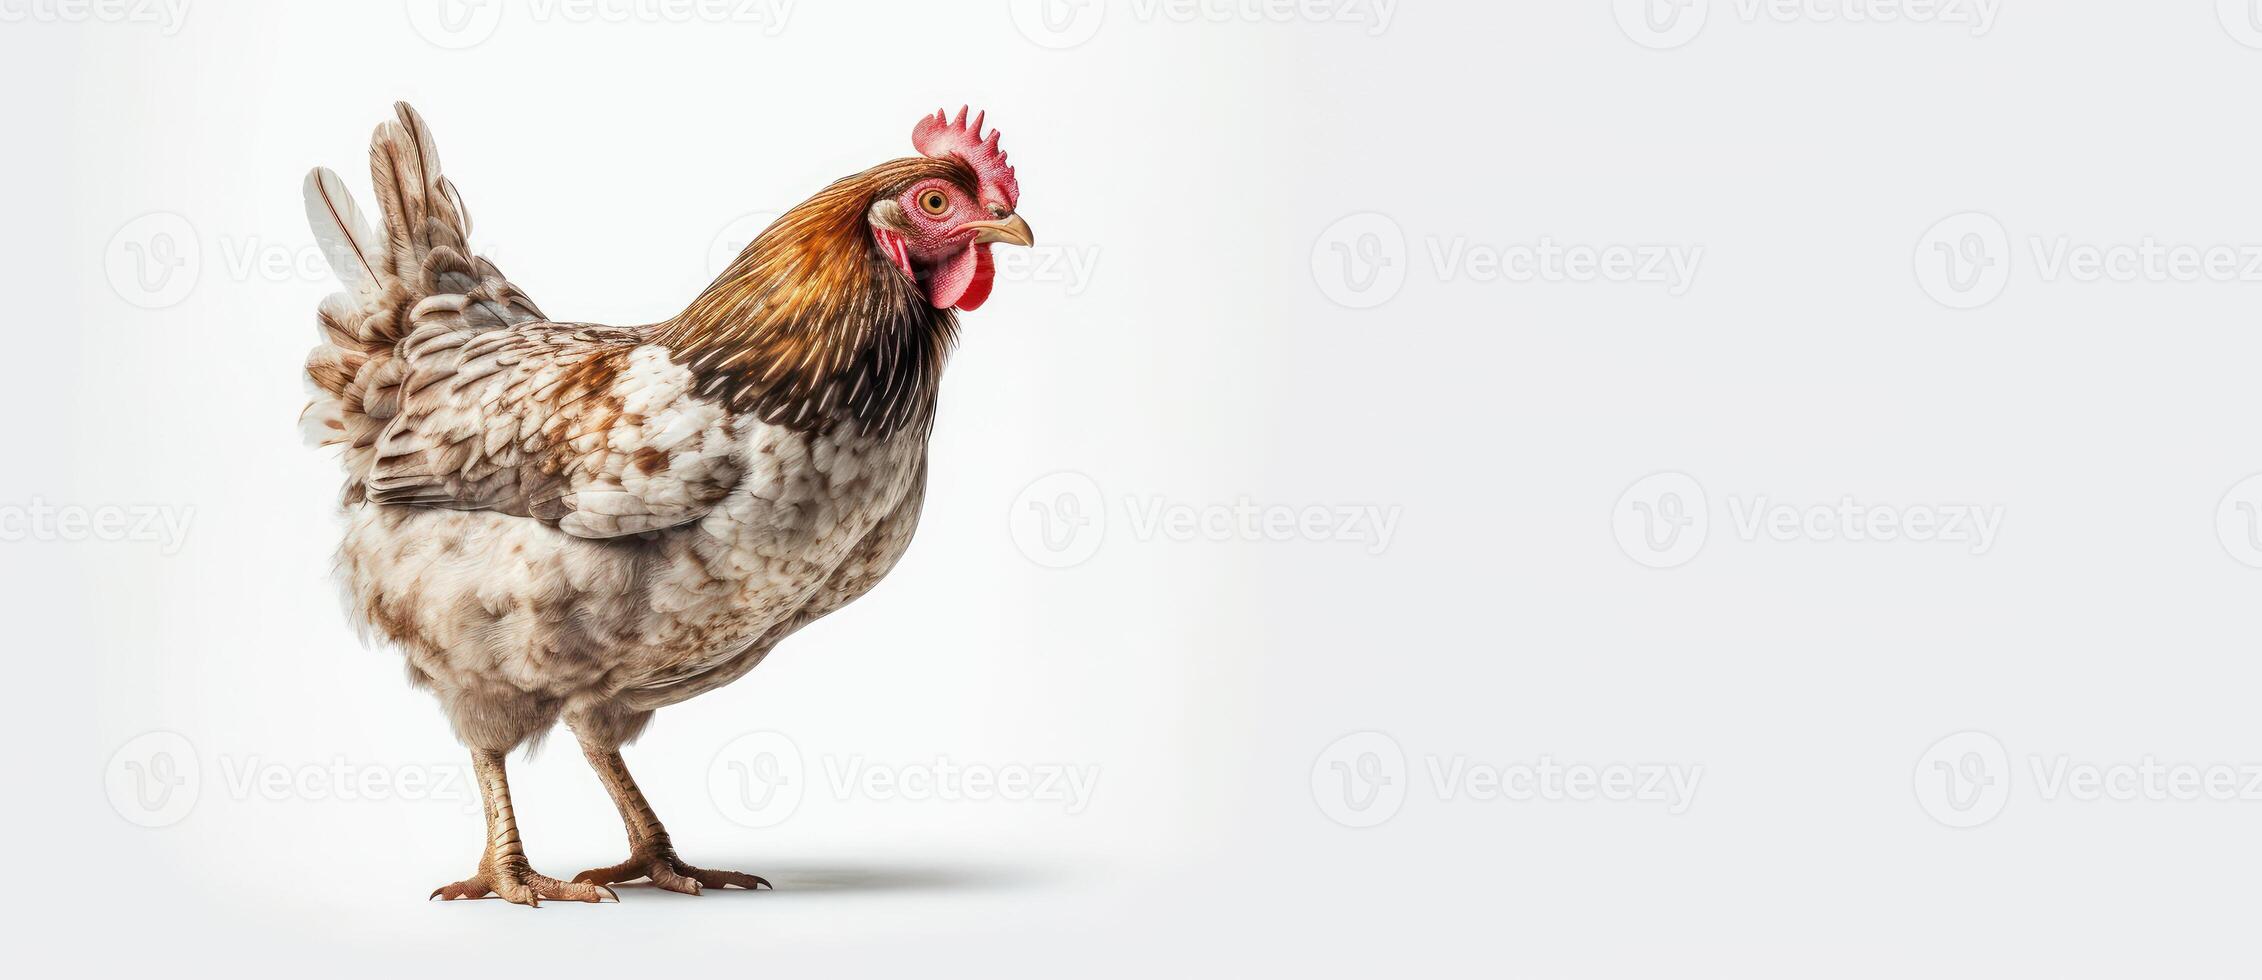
298,103,1032,905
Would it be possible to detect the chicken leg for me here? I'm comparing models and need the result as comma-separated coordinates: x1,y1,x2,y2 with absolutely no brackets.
572,738,771,894
431,749,615,905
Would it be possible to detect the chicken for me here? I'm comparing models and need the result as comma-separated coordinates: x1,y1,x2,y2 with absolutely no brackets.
298,103,1032,905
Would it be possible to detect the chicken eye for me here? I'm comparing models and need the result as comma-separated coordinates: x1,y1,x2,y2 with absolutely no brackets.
917,189,951,216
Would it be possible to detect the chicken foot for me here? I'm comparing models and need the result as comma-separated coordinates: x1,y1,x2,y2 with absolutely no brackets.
431,748,616,906
572,740,771,893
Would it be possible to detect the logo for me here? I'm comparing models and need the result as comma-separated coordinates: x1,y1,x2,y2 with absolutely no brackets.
104,212,200,309
2217,474,2262,568
105,731,200,828
1912,730,2010,828
1312,212,1407,309
1612,472,1708,569
708,731,805,829
1009,471,1107,568
2222,0,2262,48
406,0,504,48
1009,0,1106,48
1913,211,2010,309
1312,731,1407,828
1614,0,1708,49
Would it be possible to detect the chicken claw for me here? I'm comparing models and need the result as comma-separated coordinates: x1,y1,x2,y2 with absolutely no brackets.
573,846,770,895
572,742,771,894
431,866,618,907
429,749,619,906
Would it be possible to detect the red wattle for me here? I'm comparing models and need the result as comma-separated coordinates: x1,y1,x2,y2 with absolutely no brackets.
954,244,996,312
925,242,996,311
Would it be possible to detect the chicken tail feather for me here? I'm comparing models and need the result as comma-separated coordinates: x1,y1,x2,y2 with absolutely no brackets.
303,166,383,301
298,102,543,453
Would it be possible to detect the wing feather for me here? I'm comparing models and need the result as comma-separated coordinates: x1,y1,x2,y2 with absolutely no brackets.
362,323,746,539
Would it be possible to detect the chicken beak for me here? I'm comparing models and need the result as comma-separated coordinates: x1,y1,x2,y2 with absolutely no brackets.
960,214,1034,248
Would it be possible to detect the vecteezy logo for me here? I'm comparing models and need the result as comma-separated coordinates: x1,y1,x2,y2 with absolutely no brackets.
1614,0,1708,49
1009,0,1106,49
1913,211,2010,309
1312,731,1407,828
1912,730,2010,828
708,210,782,280
105,731,200,828
1612,472,1709,569
1009,471,1107,569
2220,0,2262,48
406,0,504,49
709,731,804,829
2216,474,2262,568
104,212,200,309
1311,212,1407,309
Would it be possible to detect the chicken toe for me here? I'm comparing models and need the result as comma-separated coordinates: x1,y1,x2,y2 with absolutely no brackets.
431,866,616,906
573,849,770,895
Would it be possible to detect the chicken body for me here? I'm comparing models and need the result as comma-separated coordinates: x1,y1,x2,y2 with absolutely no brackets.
300,103,1028,904
337,376,927,748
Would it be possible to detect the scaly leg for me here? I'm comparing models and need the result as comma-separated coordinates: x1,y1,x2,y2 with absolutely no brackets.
431,748,615,906
571,738,770,894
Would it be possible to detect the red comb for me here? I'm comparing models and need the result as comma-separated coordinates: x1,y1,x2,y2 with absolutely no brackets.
912,106,1019,211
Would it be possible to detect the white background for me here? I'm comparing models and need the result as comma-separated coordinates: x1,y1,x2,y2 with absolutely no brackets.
11,0,2262,974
